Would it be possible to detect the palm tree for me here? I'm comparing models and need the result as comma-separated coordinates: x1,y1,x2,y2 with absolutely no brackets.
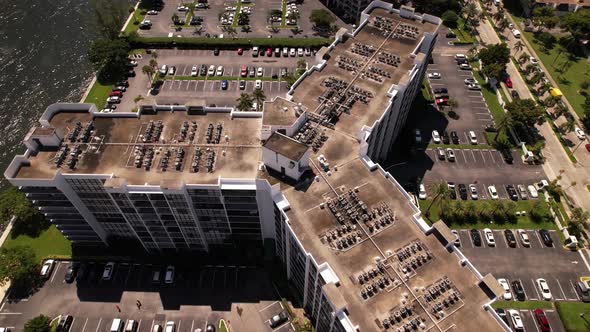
553,103,569,118
518,53,529,64
236,93,254,112
172,13,179,24
225,26,237,38
495,114,513,141
513,41,525,54
297,59,307,70
425,181,449,217
142,65,154,85
560,118,576,133
492,10,505,22
149,59,158,70
498,18,510,31
151,51,158,60
252,89,266,109
447,98,459,113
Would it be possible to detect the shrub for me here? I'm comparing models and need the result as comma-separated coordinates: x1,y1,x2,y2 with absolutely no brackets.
580,79,590,90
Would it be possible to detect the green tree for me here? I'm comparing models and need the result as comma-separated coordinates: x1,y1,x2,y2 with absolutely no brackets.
91,0,127,40
495,113,514,141
479,43,510,81
482,62,506,81
561,9,590,41
310,9,335,31
0,188,48,237
0,246,40,292
88,38,130,82
252,88,266,108
425,181,449,218
506,98,545,127
570,207,590,226
535,31,557,50
297,59,307,69
24,315,51,332
236,93,254,112
142,65,154,84
559,118,576,133
532,6,559,31
172,13,180,24
441,10,459,28
513,40,525,54
413,0,461,17
518,53,529,64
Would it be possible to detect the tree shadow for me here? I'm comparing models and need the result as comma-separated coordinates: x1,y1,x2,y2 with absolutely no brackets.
10,213,51,239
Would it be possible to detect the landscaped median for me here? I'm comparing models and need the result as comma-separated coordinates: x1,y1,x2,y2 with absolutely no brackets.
492,300,553,310
127,35,333,49
3,225,72,263
556,302,590,332
83,80,114,111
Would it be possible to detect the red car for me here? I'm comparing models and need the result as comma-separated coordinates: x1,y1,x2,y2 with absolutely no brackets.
237,48,243,55
533,309,551,332
240,65,248,77
505,77,513,88
266,47,273,57
585,143,590,152
436,97,449,105
109,91,122,97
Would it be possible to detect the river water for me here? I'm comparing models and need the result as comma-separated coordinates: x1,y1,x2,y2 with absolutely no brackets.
0,0,130,187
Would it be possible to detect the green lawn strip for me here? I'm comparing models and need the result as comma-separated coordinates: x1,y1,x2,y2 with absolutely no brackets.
232,0,242,27
492,300,553,310
281,0,287,28
548,119,578,163
556,302,590,332
427,143,493,150
129,36,333,48
422,79,434,102
83,80,114,110
523,31,590,118
3,225,72,263
449,18,476,44
219,319,229,332
168,75,278,81
418,199,557,230
473,71,505,124
123,8,147,35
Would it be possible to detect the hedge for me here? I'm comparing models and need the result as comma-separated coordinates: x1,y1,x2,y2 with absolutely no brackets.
128,36,334,49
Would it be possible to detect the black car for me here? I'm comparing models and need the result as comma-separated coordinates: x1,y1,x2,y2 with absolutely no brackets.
512,280,526,301
450,131,459,144
442,131,450,144
206,324,216,332
470,229,482,246
506,185,519,201
446,31,457,38
125,70,136,77
64,263,78,283
458,184,468,200
447,182,457,200
56,315,73,332
456,58,468,65
500,149,514,164
495,309,509,325
76,263,87,283
539,229,553,247
504,230,517,248
511,90,520,99
116,80,129,87
200,64,207,76
270,311,289,328
214,48,220,56
239,80,246,90
433,87,448,94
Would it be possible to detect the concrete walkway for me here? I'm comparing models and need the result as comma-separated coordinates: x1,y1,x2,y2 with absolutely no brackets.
0,217,14,307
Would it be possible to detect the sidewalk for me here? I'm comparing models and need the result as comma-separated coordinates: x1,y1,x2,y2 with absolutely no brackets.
0,217,14,306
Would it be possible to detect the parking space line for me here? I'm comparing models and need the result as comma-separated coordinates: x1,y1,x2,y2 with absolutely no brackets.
520,279,533,300
532,279,541,299
81,318,88,332
556,279,567,300
137,320,142,331
534,231,544,248
50,262,61,283
569,280,580,301
149,320,155,332
191,320,194,331
530,310,541,332
178,320,181,330
95,318,102,332
470,150,476,163
578,250,590,272
499,230,507,248
260,301,280,312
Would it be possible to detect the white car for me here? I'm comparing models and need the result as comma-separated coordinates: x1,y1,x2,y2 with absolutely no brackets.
297,48,304,56
216,65,224,76
207,65,215,76
451,230,460,247
165,265,175,284
488,185,499,199
464,77,476,85
575,127,586,140
40,259,55,278
165,321,176,332
257,67,263,77
100,108,114,113
432,130,441,144
468,83,481,90
177,5,189,11
418,183,427,200
535,179,549,191
527,185,539,198
537,278,552,300
159,65,168,75
102,262,115,281
147,10,159,15
128,60,138,67
282,47,289,57
255,80,262,89
446,148,455,161
468,131,478,144
106,96,121,103
415,129,422,143
530,57,538,64
428,72,441,79
167,66,176,75
483,228,495,246
304,48,311,56
508,310,524,331
152,325,162,332
517,229,530,247
469,184,478,200
459,63,471,70
289,48,296,57
498,278,512,300
191,66,198,76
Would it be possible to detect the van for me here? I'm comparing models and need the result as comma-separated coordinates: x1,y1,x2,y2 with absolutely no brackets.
512,29,521,38
110,318,124,332
125,320,138,332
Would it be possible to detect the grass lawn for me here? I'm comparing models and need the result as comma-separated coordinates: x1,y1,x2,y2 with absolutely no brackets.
556,302,590,332
3,225,71,263
83,80,113,110
492,300,553,310
473,71,505,122
219,320,229,332
449,18,477,44
523,31,590,118
123,8,147,35
418,199,557,230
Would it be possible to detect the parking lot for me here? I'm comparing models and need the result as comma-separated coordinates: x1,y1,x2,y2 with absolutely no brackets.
501,308,565,332
138,0,349,38
0,261,292,332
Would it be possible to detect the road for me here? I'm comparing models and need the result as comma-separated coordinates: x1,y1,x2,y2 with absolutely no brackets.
471,0,590,213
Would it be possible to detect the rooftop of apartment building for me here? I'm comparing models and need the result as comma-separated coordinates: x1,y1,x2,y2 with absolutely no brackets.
7,3,502,330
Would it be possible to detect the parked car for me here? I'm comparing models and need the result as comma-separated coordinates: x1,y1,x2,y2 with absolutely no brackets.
539,229,553,247
505,77,513,88
239,80,246,90
113,86,126,92
428,72,441,79
213,48,220,56
468,83,481,90
506,185,518,200
575,281,590,302
483,228,495,246
167,66,176,75
433,87,448,94
64,263,78,283
200,64,207,76
469,184,478,199
147,10,159,15
447,182,457,199
191,66,198,76
57,315,74,332
139,20,152,29
530,57,538,64
464,77,476,85
533,309,551,332
289,48,296,57
297,48,304,56
107,96,121,104
451,229,460,247
528,185,539,198
252,46,259,57
109,91,123,97
517,185,528,199
504,230,517,247
418,183,427,200
496,309,509,325
282,47,289,57
511,90,520,99
488,185,499,199
470,229,482,246
221,80,228,90
458,183,467,200
450,131,459,144
575,127,586,140
517,229,530,247
255,80,262,89
442,131,450,144
159,65,168,75
116,80,129,87
498,278,512,300
508,310,524,331
240,65,248,77
257,67,263,77
269,311,289,328
437,148,446,160
536,278,552,300
500,149,514,164
216,65,224,76
237,48,243,55
432,130,441,144
164,265,175,284
40,259,55,278
164,321,175,332
459,63,471,70
102,262,115,281
468,131,478,144
512,280,526,301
